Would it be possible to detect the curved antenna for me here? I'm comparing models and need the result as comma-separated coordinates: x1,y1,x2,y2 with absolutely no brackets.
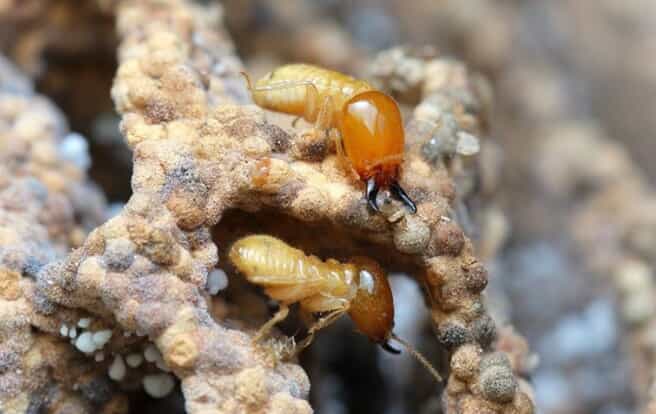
390,333,442,383
240,71,254,92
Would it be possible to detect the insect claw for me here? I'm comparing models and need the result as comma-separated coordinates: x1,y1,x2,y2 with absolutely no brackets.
366,178,380,212
381,341,402,354
390,180,417,214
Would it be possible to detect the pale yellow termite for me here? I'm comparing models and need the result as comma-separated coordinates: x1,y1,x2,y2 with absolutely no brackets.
242,64,417,213
228,234,441,382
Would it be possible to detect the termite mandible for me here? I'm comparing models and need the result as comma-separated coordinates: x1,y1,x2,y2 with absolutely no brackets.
242,64,417,214
228,234,441,382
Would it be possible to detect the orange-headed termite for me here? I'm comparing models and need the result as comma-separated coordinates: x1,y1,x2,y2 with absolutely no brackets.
242,64,417,213
228,234,441,382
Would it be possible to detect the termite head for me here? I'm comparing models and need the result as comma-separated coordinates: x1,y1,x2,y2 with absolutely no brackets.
348,257,444,383
341,91,417,214
348,256,395,347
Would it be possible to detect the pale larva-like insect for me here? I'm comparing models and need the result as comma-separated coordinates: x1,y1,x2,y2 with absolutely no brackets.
228,234,441,382
242,64,416,213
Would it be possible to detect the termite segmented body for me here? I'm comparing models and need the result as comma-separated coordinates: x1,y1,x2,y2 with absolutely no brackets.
228,234,441,382
229,234,394,344
243,64,417,213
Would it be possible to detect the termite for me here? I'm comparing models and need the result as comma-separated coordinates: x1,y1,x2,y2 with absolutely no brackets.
242,64,417,213
228,234,441,382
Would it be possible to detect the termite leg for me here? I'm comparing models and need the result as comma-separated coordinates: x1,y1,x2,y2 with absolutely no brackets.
331,129,358,179
295,305,349,355
390,180,417,214
314,95,333,130
300,94,334,151
366,178,380,212
240,71,254,93
381,342,402,354
332,129,346,163
253,304,290,342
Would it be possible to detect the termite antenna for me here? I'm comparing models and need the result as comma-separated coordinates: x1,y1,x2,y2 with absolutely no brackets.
240,71,254,92
390,333,442,383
